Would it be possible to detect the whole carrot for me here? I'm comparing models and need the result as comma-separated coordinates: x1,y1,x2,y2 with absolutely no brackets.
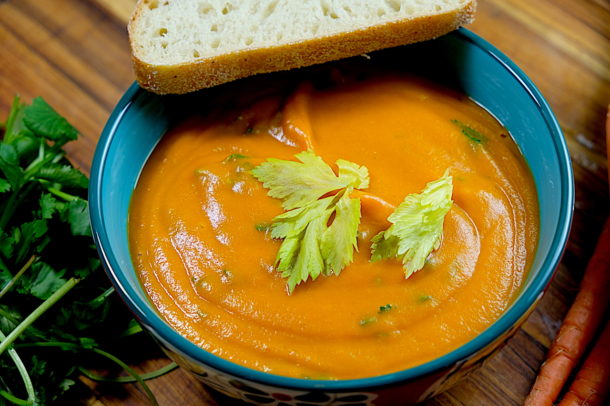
525,106,610,405
558,317,610,406
606,105,609,181
524,217,610,406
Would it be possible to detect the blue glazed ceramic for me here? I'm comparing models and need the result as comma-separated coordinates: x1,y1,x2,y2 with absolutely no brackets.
89,28,574,405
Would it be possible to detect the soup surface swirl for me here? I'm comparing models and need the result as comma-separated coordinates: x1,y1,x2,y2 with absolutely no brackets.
129,72,539,379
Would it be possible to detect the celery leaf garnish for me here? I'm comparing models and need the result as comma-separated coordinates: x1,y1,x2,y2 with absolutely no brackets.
371,170,453,278
252,151,368,292
251,151,368,210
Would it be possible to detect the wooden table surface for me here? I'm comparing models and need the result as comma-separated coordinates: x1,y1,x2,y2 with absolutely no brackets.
1,1,609,405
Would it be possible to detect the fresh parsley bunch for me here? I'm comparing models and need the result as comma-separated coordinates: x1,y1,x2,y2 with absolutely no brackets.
0,97,172,405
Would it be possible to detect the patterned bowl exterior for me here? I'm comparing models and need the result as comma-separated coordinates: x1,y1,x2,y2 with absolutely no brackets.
89,28,573,405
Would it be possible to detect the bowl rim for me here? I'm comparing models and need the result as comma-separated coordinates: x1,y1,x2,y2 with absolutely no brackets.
90,27,574,391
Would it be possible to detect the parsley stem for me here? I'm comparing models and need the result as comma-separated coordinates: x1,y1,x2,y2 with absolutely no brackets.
0,390,31,406
0,277,79,356
14,341,160,406
90,348,160,406
77,361,178,383
15,341,78,350
0,255,37,300
0,331,36,406
46,187,78,202
2,96,22,144
90,287,114,304
23,146,63,178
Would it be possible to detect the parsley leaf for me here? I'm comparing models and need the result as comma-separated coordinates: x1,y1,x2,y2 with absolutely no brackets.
252,152,369,292
23,97,78,144
26,262,67,300
451,119,488,144
16,219,50,263
255,222,272,232
371,170,453,278
0,143,24,189
378,304,394,313
37,164,88,189
223,153,248,162
12,134,40,163
65,199,91,237
0,229,16,259
39,193,63,219
0,304,22,333
0,177,11,193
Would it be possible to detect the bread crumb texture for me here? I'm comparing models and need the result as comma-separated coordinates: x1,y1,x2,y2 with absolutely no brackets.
129,0,476,93
132,0,470,64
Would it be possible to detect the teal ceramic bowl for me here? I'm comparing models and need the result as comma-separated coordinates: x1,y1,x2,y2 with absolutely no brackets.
90,28,573,405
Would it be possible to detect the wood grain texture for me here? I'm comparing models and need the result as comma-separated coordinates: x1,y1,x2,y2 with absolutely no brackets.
0,0,608,404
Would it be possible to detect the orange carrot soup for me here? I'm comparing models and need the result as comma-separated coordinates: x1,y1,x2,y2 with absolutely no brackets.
129,70,539,379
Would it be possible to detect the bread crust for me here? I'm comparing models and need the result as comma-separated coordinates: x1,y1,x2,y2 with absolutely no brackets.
129,1,476,95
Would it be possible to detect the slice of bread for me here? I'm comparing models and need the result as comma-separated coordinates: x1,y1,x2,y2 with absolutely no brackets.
129,0,476,94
